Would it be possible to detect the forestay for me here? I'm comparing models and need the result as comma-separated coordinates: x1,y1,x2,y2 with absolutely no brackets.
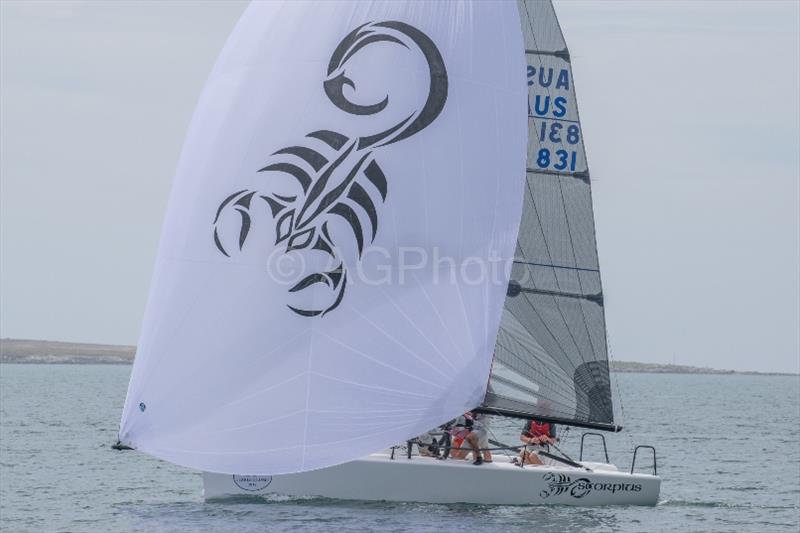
119,1,527,474
481,0,617,431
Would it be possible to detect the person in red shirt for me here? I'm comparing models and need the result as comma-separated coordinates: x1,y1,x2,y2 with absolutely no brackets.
518,419,556,465
448,414,473,460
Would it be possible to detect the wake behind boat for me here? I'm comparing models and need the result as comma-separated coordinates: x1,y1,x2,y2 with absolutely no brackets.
117,0,662,507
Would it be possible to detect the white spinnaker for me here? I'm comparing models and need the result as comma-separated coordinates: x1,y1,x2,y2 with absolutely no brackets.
120,0,527,475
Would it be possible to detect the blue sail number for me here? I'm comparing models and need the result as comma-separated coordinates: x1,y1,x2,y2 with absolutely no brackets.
536,148,577,172
538,120,580,145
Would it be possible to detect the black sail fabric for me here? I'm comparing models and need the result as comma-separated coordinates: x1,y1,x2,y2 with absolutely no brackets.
480,0,617,431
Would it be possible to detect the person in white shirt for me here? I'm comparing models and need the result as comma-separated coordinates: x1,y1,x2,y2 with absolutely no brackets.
464,412,492,465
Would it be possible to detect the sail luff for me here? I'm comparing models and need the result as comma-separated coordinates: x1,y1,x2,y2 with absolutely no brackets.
480,0,615,431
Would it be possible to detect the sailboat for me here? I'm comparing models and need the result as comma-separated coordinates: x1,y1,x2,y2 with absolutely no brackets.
118,0,661,506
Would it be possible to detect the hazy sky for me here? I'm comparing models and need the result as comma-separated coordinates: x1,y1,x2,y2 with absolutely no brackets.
1,1,798,373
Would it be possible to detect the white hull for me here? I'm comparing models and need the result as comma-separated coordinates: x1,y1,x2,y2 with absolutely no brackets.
202,453,660,506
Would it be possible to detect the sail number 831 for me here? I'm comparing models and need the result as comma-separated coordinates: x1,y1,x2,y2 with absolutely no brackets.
536,148,578,171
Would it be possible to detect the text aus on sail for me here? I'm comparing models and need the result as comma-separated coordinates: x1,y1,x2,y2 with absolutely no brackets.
527,62,585,175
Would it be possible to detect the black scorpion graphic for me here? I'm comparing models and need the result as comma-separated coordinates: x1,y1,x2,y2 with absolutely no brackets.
212,21,448,317
539,472,592,499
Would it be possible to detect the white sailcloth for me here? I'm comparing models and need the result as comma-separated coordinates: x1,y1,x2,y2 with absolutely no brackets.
119,0,527,475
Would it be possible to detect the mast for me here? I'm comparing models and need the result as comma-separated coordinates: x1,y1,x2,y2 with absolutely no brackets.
479,0,618,432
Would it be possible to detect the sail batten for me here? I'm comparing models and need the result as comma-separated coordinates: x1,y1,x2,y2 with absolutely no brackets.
527,169,590,183
480,0,615,430
525,49,570,61
513,260,599,273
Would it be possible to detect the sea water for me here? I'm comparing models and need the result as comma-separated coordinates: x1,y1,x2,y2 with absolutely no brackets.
1,364,798,532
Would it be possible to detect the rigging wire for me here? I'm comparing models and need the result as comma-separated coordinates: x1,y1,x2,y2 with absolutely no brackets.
606,328,635,454
486,419,516,462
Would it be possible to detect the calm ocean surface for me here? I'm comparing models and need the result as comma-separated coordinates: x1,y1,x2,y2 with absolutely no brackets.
1,364,798,532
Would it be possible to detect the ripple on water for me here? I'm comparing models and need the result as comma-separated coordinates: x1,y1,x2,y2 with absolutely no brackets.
1,366,799,533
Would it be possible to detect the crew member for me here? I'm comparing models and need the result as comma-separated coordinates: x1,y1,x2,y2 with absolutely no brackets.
519,419,556,465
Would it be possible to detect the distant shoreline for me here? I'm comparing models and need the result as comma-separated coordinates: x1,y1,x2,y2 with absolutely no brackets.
1,338,796,376
609,360,795,377
1,338,135,365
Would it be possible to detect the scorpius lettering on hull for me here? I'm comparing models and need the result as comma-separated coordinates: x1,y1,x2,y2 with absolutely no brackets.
212,21,448,317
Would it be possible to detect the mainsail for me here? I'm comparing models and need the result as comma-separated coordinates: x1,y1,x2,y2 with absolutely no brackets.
480,0,618,431
119,1,528,474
